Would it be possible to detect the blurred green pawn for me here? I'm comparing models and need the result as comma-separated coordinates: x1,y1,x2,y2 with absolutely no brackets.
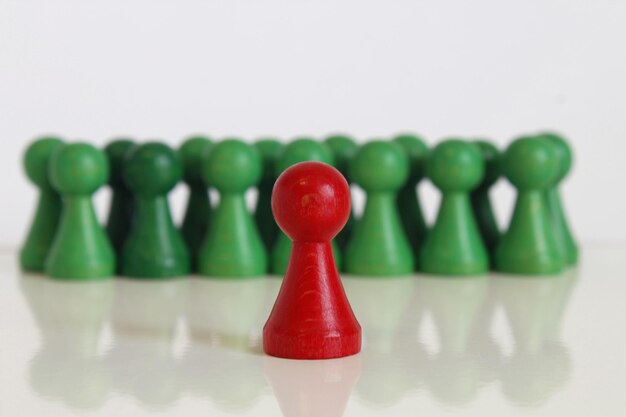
392,134,429,267
20,136,65,271
104,138,136,259
420,139,489,275
541,132,578,265
198,139,267,277
45,143,115,279
254,138,283,252
271,138,340,275
179,136,213,271
324,134,358,253
121,142,190,278
470,140,502,257
495,136,565,274
345,140,414,276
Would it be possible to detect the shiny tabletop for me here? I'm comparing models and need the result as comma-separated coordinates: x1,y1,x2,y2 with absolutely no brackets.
1,244,625,416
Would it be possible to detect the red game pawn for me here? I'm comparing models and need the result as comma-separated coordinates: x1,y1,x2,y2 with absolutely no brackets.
263,161,362,360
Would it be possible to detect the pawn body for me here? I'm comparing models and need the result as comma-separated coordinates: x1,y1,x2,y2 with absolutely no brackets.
345,141,414,276
198,139,267,277
324,134,358,252
393,134,429,265
271,138,342,274
253,138,283,252
179,136,213,271
45,143,115,279
420,140,489,275
20,136,65,271
495,136,565,274
121,142,190,278
470,140,502,257
104,138,136,258
263,161,361,359
542,133,578,265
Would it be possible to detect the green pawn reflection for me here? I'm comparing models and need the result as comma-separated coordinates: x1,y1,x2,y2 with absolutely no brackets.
179,136,213,271
271,138,341,275
20,136,65,271
542,132,578,265
198,139,267,277
392,134,429,267
46,143,115,279
104,138,136,259
345,140,414,276
495,136,565,274
253,138,283,252
324,134,358,253
470,140,502,258
420,139,489,275
121,142,190,278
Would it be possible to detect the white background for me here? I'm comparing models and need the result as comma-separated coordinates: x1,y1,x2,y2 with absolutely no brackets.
1,0,625,247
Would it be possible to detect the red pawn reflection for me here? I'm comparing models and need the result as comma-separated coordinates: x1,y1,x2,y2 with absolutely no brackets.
263,161,361,359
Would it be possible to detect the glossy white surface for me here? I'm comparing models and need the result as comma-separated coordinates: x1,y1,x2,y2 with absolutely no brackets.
1,244,625,416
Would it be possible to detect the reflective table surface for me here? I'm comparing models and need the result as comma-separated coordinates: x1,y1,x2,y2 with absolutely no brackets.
1,244,625,416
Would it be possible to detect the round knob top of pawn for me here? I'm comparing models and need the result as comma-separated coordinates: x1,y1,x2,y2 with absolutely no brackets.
104,138,135,188
202,138,262,193
50,143,109,195
428,139,484,192
124,142,182,197
254,138,283,182
179,135,212,186
24,136,64,189
324,134,358,179
392,133,429,182
503,136,560,190
473,140,501,188
272,161,351,242
350,140,409,192
540,132,572,182
275,138,334,174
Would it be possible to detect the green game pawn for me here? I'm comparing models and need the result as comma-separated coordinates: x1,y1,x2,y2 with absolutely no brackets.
345,140,414,276
271,138,341,274
470,140,502,257
392,134,429,265
253,138,283,252
324,134,358,252
179,136,213,271
20,136,65,271
542,132,578,265
121,142,190,278
45,143,115,279
198,139,267,277
420,140,489,275
495,136,565,274
104,138,136,258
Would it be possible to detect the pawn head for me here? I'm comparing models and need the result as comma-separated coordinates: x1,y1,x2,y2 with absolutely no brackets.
541,132,573,182
473,140,501,188
24,136,64,189
202,138,262,193
275,138,334,175
504,136,560,190
324,135,358,180
254,138,283,182
179,136,212,186
272,161,351,242
104,138,135,188
351,140,409,192
50,143,109,195
428,139,484,192
124,142,182,197
393,133,429,183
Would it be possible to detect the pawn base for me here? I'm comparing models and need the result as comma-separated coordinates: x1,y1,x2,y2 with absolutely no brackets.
263,328,361,360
